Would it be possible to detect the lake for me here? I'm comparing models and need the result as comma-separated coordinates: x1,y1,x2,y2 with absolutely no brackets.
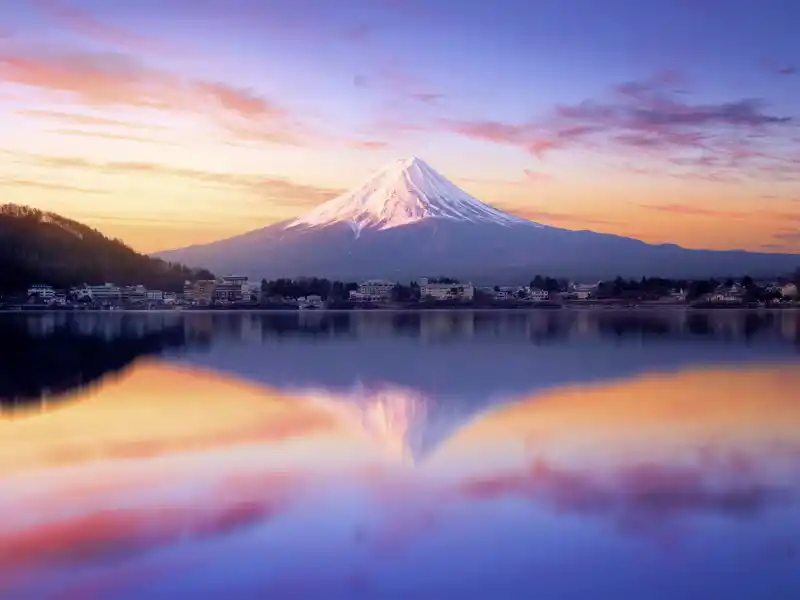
1,310,799,600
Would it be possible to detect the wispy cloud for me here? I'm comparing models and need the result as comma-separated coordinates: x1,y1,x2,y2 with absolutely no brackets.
514,207,620,227
639,203,749,218
0,177,108,194
50,128,172,145
348,140,388,150
443,71,797,181
1,49,305,146
772,229,800,241
31,154,343,205
16,109,163,130
32,0,181,54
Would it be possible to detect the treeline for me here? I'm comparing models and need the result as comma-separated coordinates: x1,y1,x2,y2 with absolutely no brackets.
260,277,426,301
0,204,214,294
595,275,799,301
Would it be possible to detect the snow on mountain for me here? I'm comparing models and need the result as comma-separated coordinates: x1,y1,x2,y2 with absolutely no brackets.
287,157,534,235
154,156,800,281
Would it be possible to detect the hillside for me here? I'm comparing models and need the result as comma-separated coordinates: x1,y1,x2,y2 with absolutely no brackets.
0,204,214,294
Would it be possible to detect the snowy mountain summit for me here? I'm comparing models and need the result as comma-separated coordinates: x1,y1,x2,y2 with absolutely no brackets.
287,156,534,235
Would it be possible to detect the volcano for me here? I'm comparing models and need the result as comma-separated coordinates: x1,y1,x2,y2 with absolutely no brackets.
155,157,799,281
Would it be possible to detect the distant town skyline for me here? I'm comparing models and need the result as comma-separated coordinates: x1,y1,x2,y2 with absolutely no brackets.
1,0,799,253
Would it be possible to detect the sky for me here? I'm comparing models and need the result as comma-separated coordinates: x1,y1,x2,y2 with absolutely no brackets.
0,0,799,254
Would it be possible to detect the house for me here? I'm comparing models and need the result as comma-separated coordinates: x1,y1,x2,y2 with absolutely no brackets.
566,282,599,300
27,284,55,302
418,278,475,301
350,279,396,302
781,283,798,299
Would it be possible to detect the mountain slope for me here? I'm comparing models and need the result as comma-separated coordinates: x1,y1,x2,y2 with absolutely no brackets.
0,204,214,293
155,158,800,281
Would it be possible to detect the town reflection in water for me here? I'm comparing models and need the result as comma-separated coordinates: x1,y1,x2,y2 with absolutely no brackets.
1,311,799,599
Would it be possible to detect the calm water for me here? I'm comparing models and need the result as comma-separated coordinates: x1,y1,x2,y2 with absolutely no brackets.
1,310,799,600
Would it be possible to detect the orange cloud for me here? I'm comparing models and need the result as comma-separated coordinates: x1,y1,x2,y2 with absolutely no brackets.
513,206,621,227
196,81,287,120
30,154,343,203
16,109,163,130
640,203,749,218
0,177,108,194
50,128,171,145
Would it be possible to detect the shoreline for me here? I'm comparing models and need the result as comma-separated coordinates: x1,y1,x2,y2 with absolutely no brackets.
1,304,798,314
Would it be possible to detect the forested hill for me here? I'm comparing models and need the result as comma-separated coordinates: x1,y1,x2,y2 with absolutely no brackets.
0,204,214,293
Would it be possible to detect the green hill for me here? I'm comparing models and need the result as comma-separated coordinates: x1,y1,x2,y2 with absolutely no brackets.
0,204,214,294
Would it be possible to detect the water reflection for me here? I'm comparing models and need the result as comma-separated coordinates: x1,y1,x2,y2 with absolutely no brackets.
1,311,799,599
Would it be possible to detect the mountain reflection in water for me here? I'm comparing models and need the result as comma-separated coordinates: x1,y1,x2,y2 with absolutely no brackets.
1,311,799,599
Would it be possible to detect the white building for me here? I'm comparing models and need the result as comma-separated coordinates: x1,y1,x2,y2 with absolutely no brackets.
530,288,549,301
350,279,396,302
147,290,164,302
242,281,262,302
418,278,475,301
87,283,122,304
27,284,55,302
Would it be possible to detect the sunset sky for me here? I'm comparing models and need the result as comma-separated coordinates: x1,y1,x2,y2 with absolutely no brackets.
1,0,799,253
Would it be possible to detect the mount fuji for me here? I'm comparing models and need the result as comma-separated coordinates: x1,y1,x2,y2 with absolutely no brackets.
156,157,799,281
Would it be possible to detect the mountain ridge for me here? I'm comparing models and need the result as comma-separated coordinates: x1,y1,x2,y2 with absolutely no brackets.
154,159,800,281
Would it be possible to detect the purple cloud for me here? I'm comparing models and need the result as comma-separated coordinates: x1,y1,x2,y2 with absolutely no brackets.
443,71,797,181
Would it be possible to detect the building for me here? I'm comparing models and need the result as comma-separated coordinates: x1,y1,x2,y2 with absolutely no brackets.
527,287,550,302
86,283,122,304
122,285,147,304
350,279,396,302
163,292,177,305
418,278,475,301
147,290,164,303
242,281,262,303
27,284,55,302
185,280,217,305
298,295,323,309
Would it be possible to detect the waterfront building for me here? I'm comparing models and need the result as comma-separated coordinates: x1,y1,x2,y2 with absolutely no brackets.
418,278,475,301
350,279,397,302
27,284,55,302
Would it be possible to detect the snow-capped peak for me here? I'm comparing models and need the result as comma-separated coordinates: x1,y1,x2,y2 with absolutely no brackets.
286,156,536,235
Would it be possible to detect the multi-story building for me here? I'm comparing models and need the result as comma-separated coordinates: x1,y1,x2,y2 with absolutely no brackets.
122,285,148,304
185,280,217,305
87,283,122,304
350,279,396,302
27,284,55,302
147,290,164,303
418,278,475,301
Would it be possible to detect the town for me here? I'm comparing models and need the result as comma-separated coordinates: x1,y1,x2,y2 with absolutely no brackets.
9,272,800,310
